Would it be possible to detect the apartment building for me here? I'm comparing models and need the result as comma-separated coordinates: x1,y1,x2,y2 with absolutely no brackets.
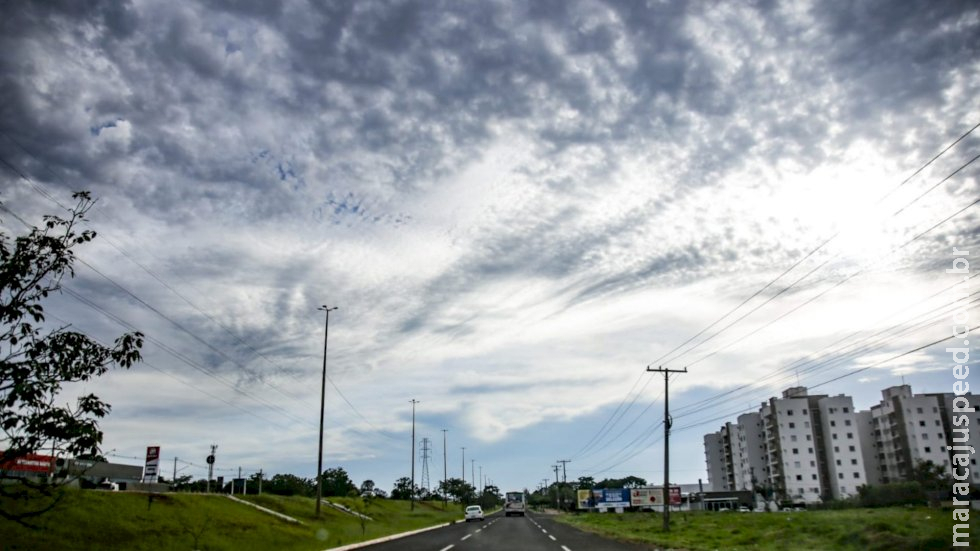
869,385,954,483
818,395,869,499
703,432,729,492
704,384,971,504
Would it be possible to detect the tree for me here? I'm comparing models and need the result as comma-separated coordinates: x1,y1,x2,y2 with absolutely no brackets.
319,466,356,497
360,479,375,495
437,477,475,503
266,473,314,496
391,476,416,500
576,476,595,489
0,193,144,522
911,460,952,493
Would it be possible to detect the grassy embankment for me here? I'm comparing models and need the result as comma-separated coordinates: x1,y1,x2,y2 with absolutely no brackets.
554,507,979,550
0,489,463,550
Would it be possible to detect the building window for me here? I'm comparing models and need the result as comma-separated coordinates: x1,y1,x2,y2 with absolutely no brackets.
917,407,923,414
802,409,808,414
832,433,838,440
806,435,811,441
845,419,852,426
835,446,840,453
935,420,941,426
851,459,858,465
829,408,836,414
795,461,801,468
805,422,810,428
831,420,837,427
812,474,818,480
924,447,931,453
810,461,815,467
849,446,855,452
789,422,796,429
796,475,802,481
853,472,860,479
843,407,849,413
791,435,798,442
836,459,842,466
793,448,799,454
808,448,813,453
919,420,926,427
838,472,844,479
922,434,928,440
847,433,853,439
788,410,794,416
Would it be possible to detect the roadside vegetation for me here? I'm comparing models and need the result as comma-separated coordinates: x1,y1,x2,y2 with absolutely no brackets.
554,507,978,550
0,489,465,550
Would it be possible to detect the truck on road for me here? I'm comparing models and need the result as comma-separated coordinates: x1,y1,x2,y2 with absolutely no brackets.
504,491,526,517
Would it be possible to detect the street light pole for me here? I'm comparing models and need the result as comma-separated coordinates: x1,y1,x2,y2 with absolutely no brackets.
315,305,338,518
442,429,448,509
410,399,419,510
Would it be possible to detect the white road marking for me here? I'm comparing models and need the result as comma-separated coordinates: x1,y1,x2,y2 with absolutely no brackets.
461,534,472,541
475,529,482,533
562,546,572,551
439,546,454,551
549,535,557,541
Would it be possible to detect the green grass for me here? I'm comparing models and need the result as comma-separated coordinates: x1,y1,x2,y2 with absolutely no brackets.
554,507,980,550
0,489,464,550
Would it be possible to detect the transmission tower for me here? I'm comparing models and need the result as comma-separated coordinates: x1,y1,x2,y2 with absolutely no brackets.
419,437,432,491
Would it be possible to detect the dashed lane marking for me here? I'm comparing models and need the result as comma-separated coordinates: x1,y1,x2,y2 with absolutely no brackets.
439,546,454,551
549,535,557,541
461,534,472,541
562,546,572,551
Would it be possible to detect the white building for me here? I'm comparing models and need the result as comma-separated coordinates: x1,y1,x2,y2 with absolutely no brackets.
870,386,952,483
818,395,869,499
704,384,977,504
761,387,826,504
703,432,729,492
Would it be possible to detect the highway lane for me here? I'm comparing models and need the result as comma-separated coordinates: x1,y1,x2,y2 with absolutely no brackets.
358,511,654,551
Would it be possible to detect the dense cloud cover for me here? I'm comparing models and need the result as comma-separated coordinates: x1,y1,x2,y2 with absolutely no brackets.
1,0,977,489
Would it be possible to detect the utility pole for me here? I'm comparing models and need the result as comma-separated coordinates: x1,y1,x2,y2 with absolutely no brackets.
471,459,475,489
410,399,419,510
461,447,466,483
479,465,482,491
557,459,570,511
315,305,338,518
258,469,263,495
553,465,561,510
173,457,177,487
441,429,448,509
647,365,687,532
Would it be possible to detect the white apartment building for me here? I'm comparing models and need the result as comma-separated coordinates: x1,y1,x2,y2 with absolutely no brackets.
929,392,980,485
703,384,975,504
703,432,729,492
733,412,767,491
818,395,869,499
761,387,826,504
870,386,952,483
856,410,882,485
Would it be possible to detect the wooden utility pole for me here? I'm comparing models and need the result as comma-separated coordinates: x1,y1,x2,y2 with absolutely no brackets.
647,365,687,532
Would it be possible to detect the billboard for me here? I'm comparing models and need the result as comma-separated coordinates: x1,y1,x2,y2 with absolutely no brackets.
143,446,160,483
576,488,631,508
630,486,682,507
0,453,53,473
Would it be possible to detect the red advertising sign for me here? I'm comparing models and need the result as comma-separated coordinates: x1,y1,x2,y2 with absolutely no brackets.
0,453,54,473
143,446,161,483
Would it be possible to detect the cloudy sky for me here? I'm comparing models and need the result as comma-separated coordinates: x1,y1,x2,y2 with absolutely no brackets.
1,0,978,494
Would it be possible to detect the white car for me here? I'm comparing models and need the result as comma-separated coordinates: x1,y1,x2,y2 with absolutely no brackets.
464,505,484,522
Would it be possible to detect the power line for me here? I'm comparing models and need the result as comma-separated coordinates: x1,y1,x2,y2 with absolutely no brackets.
0,148,396,440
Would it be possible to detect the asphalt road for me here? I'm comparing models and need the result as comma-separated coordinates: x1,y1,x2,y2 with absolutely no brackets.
358,511,654,551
